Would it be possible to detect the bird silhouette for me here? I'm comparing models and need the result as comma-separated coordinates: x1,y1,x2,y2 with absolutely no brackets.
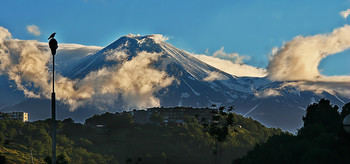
48,32,56,40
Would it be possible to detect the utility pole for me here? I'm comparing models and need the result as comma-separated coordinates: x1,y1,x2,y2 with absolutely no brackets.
30,150,34,164
48,33,58,164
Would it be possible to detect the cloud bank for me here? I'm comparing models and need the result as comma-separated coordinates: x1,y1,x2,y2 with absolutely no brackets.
267,25,350,81
0,27,174,110
193,24,350,99
26,25,41,36
267,25,350,98
0,27,50,97
193,48,267,77
203,71,229,81
254,88,281,98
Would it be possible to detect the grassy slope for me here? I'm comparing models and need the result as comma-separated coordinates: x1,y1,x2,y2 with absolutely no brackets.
0,145,42,164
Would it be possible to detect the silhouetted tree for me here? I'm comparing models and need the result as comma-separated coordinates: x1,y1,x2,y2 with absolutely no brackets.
57,154,68,164
300,98,341,137
0,132,4,145
126,158,132,164
44,156,51,164
44,155,68,164
137,157,142,164
228,106,235,112
62,118,74,124
233,99,350,164
0,154,6,164
208,106,234,164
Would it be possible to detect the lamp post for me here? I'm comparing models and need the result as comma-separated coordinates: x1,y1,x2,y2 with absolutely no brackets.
48,33,58,164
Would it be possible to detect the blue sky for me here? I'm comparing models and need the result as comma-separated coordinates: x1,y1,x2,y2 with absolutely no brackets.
1,0,349,76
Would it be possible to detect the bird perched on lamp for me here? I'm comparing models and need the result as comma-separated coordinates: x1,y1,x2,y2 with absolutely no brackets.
48,33,58,55
48,32,56,40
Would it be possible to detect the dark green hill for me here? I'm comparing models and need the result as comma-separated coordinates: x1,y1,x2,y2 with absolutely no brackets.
233,99,350,164
0,107,282,164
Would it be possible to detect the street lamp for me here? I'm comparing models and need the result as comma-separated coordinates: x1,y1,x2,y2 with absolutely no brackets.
48,33,58,164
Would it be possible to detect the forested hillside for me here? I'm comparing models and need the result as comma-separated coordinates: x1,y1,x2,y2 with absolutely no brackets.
0,107,282,164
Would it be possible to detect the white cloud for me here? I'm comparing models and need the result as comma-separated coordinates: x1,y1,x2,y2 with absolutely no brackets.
267,25,350,81
26,25,41,36
203,71,229,81
104,49,128,61
212,47,250,64
51,51,174,110
194,54,267,77
340,9,350,19
254,88,281,98
192,47,267,77
0,27,11,40
36,42,102,75
281,75,350,98
267,25,350,99
193,23,350,99
268,47,279,60
127,34,169,44
0,27,50,98
149,34,169,43
0,26,174,111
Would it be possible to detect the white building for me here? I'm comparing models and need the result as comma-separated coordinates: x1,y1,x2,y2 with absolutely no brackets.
0,111,28,122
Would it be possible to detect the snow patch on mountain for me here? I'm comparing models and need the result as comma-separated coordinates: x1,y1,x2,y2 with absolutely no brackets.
181,92,190,98
182,79,201,96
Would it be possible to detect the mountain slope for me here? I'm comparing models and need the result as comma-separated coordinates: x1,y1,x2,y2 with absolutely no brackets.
2,34,349,132
66,34,349,132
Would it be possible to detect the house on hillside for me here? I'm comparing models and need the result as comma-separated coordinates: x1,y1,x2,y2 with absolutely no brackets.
142,107,215,126
0,111,28,122
131,109,149,124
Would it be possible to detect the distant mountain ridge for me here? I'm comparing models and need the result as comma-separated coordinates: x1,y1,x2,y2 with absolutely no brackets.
1,34,349,132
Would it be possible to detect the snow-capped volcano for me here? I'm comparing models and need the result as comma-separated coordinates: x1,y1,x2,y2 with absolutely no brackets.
1,34,349,132
70,34,230,80
62,34,349,132
69,34,252,106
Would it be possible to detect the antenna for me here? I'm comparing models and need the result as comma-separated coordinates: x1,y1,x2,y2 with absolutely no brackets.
30,150,34,164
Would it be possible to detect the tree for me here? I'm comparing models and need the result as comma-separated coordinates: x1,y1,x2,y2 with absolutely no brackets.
0,154,6,164
57,154,69,164
150,113,164,125
137,157,142,164
44,156,51,164
300,98,341,136
45,154,69,164
161,152,169,164
126,158,132,164
207,107,234,164
84,112,133,133
62,118,74,124
228,106,235,112
0,132,4,145
7,128,17,140
233,99,350,164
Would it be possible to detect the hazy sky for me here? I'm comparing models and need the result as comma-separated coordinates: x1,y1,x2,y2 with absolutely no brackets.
1,0,349,76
